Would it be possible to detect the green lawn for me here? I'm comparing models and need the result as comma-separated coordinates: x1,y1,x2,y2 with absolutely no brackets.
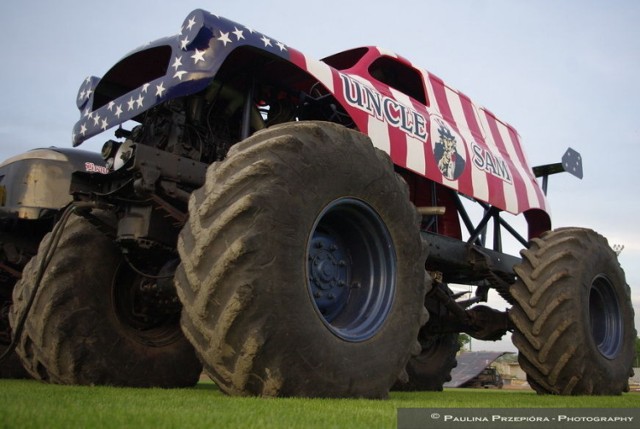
1,380,638,429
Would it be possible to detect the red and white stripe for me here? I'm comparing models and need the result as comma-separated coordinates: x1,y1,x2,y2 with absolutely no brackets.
291,46,548,217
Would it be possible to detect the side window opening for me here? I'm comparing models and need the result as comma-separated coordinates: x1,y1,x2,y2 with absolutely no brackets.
368,56,427,105
322,47,369,70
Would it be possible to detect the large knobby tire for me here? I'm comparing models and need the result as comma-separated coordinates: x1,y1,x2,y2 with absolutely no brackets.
175,121,429,398
393,333,459,391
394,284,460,391
9,211,201,387
510,227,636,395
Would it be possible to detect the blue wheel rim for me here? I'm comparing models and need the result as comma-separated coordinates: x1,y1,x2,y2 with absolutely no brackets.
589,275,623,359
306,198,396,342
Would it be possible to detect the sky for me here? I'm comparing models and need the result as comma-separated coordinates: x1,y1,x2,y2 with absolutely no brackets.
1,0,639,352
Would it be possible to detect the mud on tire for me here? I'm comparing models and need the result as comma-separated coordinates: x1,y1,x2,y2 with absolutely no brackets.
175,121,429,398
9,211,201,387
509,227,636,395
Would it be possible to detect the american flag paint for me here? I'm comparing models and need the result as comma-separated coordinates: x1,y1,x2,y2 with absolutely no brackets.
73,8,549,223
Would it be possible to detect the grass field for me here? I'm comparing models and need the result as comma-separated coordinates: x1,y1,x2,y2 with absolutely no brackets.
1,380,639,429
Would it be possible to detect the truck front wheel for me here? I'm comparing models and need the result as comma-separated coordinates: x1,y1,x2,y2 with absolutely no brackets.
175,121,428,398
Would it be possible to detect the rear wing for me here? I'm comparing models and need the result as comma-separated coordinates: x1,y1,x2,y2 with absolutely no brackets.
532,147,583,194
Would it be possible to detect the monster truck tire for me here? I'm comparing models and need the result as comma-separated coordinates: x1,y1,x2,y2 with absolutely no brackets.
9,211,201,387
175,121,429,398
394,284,460,391
509,227,636,395
393,332,459,391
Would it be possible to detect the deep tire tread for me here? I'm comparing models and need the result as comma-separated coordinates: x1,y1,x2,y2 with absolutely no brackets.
176,121,427,398
10,212,201,387
510,228,635,395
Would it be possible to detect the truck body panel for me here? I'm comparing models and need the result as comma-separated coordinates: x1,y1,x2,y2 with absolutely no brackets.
0,148,106,220
72,9,549,225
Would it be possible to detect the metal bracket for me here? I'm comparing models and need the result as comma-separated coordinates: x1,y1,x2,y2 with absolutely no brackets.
533,147,583,195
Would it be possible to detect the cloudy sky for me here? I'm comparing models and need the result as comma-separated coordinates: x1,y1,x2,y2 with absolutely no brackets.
1,0,638,351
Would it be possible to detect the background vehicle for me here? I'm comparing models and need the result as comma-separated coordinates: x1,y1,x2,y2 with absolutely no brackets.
464,367,504,389
8,9,635,396
0,147,106,377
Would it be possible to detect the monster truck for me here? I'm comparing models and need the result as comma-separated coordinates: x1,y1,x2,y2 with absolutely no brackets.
0,147,106,378
10,9,635,396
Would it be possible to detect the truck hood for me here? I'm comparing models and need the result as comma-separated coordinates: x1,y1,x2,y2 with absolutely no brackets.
73,9,294,147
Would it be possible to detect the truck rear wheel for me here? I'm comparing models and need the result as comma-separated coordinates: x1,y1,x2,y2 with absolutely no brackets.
394,332,459,391
394,284,460,391
510,227,636,395
175,121,428,398
9,211,201,387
